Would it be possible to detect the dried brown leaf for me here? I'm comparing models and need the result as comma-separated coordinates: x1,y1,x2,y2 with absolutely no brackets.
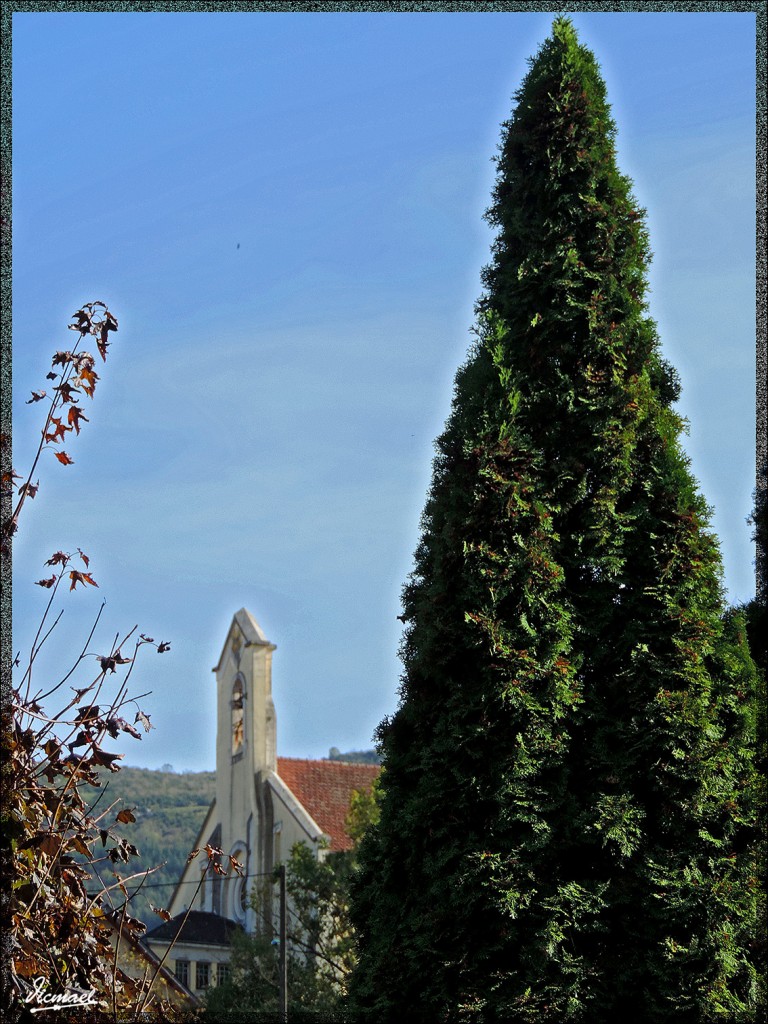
69,570,98,591
67,405,89,434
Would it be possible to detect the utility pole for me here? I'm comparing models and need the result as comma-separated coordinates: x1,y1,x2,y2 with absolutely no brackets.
278,863,288,1023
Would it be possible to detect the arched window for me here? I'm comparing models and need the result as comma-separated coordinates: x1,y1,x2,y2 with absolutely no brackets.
228,847,248,924
231,678,244,757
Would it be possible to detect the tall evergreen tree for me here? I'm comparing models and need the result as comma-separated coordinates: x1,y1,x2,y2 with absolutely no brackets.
349,17,760,1023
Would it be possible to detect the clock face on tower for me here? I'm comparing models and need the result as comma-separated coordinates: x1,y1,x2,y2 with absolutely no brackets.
231,677,244,756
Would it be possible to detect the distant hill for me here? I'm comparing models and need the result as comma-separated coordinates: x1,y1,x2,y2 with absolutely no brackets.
82,766,216,930
83,750,380,928
327,747,381,765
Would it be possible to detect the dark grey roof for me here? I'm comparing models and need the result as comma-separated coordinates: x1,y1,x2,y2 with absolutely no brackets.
144,910,243,947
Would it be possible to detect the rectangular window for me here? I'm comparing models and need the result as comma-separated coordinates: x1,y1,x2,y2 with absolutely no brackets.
217,962,230,986
196,961,210,990
174,960,189,987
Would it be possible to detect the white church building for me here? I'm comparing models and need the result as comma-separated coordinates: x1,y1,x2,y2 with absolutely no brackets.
143,608,379,997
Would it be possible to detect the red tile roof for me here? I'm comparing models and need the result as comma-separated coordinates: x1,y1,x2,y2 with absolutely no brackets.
276,757,380,852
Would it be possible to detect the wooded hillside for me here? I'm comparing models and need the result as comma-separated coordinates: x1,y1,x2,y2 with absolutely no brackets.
83,766,216,929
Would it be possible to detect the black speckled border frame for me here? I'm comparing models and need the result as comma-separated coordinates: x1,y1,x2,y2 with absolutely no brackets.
1,3,765,1021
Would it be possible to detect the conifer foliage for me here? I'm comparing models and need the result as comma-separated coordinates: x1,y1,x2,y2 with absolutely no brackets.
349,18,760,1022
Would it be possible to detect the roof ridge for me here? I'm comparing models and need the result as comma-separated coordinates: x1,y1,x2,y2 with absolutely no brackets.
277,755,380,767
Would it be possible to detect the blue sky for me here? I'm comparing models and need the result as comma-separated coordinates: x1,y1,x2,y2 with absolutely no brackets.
11,9,757,772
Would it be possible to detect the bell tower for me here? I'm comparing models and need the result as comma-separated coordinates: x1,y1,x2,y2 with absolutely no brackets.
213,607,277,782
210,608,277,927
